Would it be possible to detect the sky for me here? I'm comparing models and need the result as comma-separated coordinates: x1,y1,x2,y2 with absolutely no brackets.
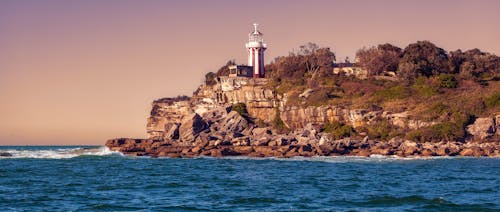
0,0,499,145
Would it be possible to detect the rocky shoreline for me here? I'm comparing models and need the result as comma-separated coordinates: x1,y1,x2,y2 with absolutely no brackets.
106,138,499,158
107,104,499,158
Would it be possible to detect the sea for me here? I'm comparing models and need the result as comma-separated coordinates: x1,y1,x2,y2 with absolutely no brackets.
0,146,499,211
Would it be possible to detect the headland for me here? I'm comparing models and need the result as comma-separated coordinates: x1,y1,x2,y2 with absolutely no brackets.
106,24,499,158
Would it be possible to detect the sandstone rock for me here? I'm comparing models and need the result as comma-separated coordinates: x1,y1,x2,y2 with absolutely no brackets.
219,111,249,133
268,140,277,147
164,123,179,140
252,127,272,136
496,114,500,136
191,146,202,154
253,146,281,157
460,147,484,157
179,113,208,143
202,107,229,123
318,134,332,146
253,136,271,146
233,146,253,155
370,146,392,155
420,148,435,157
231,137,250,146
146,99,192,139
399,140,420,156
388,137,403,148
276,137,289,146
467,117,496,140
284,147,299,157
355,149,371,157
210,149,223,157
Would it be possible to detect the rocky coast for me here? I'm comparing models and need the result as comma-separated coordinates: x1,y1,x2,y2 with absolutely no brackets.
106,46,499,158
106,105,499,158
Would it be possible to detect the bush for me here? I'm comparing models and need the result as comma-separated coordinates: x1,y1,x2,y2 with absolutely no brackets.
412,77,438,97
365,120,402,140
406,122,463,142
305,89,330,106
273,107,289,133
374,85,410,101
485,92,500,109
322,121,355,139
231,103,249,118
205,72,217,86
406,113,473,142
438,74,458,88
423,103,450,121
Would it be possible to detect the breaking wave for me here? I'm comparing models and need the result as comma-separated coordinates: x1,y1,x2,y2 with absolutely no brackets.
0,146,119,159
214,155,462,163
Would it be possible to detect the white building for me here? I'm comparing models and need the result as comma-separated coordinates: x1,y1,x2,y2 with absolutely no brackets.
245,23,267,78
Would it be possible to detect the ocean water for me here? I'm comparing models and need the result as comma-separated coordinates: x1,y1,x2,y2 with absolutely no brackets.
0,146,499,211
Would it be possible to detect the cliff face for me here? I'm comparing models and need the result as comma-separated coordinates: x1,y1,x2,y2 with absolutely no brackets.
280,106,380,129
145,76,499,143
146,77,277,140
146,99,192,139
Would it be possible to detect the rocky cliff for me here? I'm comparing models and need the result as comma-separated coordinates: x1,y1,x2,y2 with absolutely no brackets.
107,74,499,158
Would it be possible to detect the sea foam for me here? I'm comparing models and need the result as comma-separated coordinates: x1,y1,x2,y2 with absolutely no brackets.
0,146,118,159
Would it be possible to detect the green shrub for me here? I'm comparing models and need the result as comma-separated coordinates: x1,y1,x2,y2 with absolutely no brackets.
231,103,249,118
205,72,217,86
484,92,500,109
322,121,355,139
365,120,403,140
438,74,458,88
406,112,473,142
423,103,450,121
374,85,410,101
273,107,289,133
305,89,330,106
412,77,438,97
406,122,463,142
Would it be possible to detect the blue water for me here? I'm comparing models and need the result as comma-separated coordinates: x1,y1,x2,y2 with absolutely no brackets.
0,146,499,211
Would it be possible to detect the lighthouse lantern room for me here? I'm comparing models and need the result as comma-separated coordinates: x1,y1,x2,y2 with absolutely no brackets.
245,23,267,78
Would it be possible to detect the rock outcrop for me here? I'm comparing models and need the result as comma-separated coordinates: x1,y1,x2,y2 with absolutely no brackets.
106,137,500,158
467,117,497,140
111,75,499,158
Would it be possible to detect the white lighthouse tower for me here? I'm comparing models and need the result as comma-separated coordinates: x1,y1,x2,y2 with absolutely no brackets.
245,23,267,78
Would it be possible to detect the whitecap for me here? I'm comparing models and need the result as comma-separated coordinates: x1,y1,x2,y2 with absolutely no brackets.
0,146,120,159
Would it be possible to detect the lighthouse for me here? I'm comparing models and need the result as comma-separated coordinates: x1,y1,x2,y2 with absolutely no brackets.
245,23,267,78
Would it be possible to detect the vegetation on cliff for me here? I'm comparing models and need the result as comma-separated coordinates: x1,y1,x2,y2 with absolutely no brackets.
260,41,499,142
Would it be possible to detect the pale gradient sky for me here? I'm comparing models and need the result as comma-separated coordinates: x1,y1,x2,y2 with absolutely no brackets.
1,0,499,145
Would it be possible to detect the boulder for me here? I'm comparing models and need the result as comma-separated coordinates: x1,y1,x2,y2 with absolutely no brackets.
420,148,435,157
233,146,254,155
496,114,500,136
460,147,484,157
231,137,250,146
399,140,420,156
219,111,249,133
252,127,272,136
253,146,281,157
179,113,208,143
164,123,179,140
466,117,495,140
318,134,332,146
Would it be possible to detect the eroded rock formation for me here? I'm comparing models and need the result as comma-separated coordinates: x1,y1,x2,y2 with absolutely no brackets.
109,76,499,158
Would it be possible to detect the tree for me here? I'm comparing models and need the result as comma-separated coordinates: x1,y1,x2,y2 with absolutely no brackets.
215,59,236,77
355,43,402,76
270,43,336,82
397,41,450,80
298,42,336,77
205,72,217,86
450,48,500,80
